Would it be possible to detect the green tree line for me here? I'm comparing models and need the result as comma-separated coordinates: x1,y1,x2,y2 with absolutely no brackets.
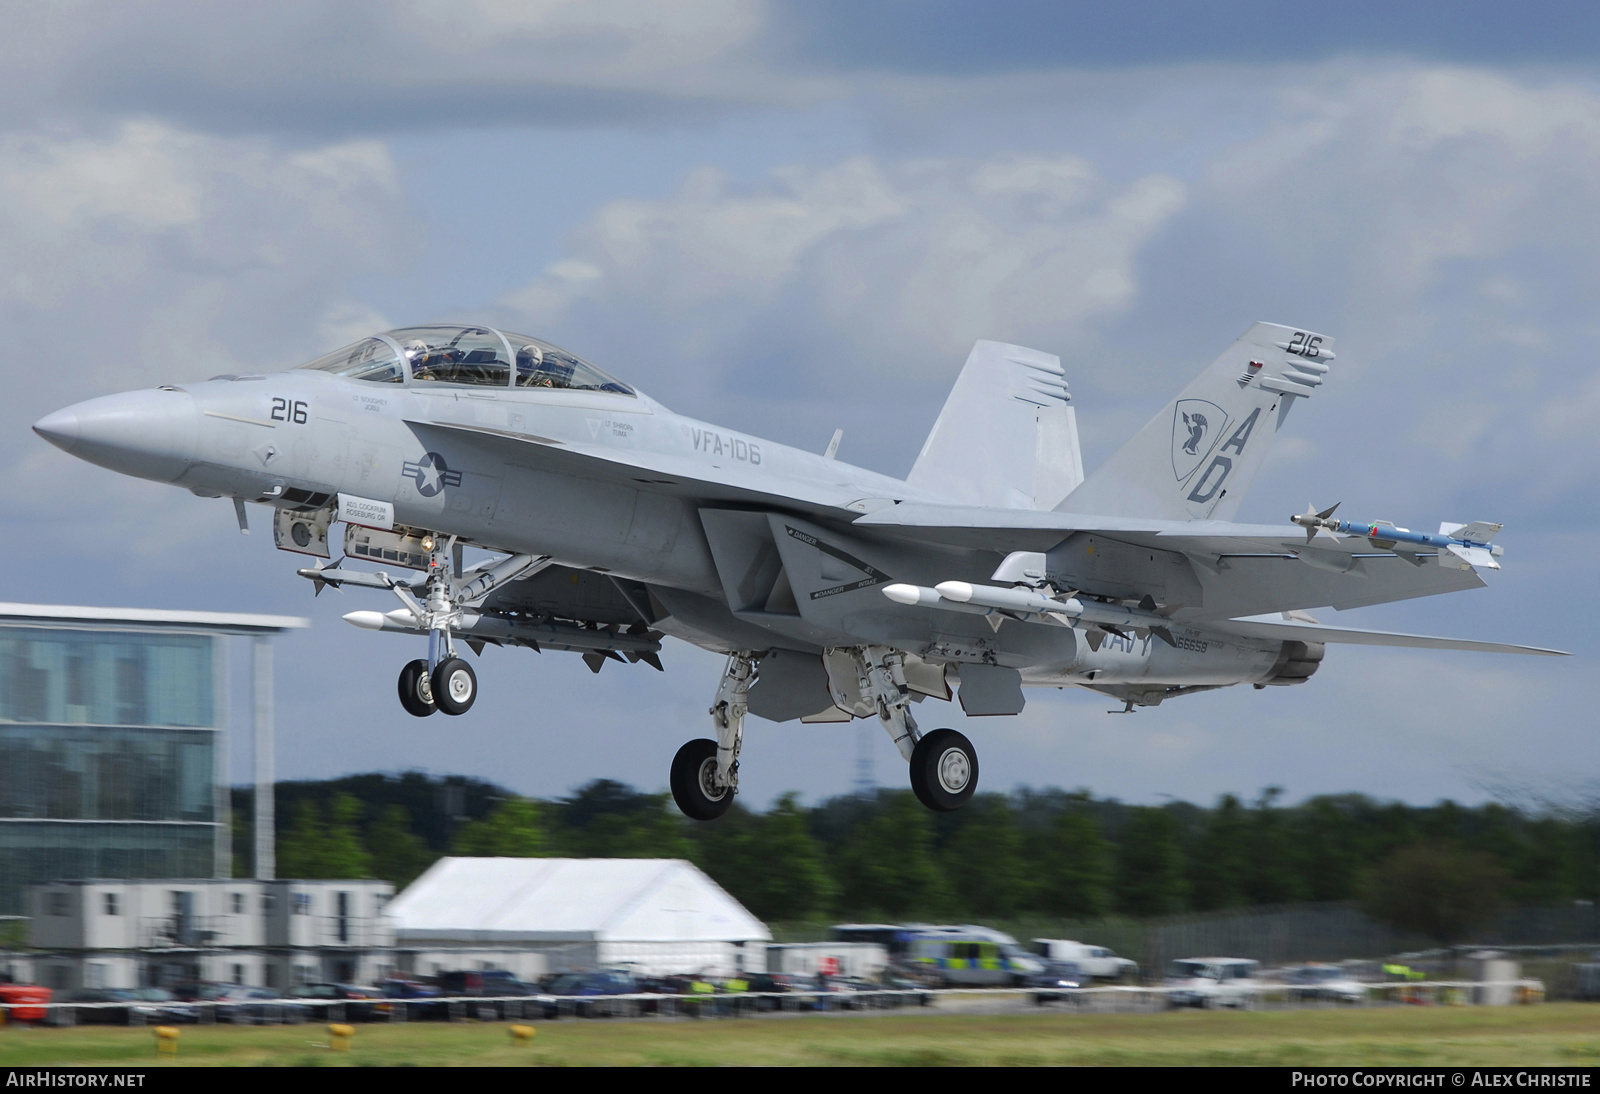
232,775,1600,930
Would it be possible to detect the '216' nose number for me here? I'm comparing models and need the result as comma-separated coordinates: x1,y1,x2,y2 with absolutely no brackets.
270,398,309,424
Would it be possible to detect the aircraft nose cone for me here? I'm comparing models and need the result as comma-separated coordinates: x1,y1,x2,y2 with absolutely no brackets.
32,408,80,453
35,388,198,484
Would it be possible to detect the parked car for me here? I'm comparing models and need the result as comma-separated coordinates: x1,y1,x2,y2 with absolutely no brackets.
1282,964,1368,1004
288,983,383,1021
539,971,641,1018
200,984,311,1024
1027,960,1086,1004
242,989,312,1024
60,989,194,1026
876,971,934,1007
1165,958,1261,1009
1032,940,1140,982
378,978,447,1020
736,972,793,1011
479,970,541,997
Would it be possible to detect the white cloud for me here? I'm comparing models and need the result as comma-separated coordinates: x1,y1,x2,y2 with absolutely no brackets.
0,1,801,133
0,119,412,546
501,153,1187,379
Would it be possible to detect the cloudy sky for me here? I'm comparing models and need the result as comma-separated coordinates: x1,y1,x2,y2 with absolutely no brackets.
7,1,1597,809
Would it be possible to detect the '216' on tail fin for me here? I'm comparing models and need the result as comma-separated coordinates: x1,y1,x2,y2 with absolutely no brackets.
1057,322,1333,521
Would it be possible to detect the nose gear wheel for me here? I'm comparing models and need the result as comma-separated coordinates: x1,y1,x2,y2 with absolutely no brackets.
398,659,435,718
431,657,477,716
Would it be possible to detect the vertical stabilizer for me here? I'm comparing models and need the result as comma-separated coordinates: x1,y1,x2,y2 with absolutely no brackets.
1059,322,1333,520
908,340,1082,510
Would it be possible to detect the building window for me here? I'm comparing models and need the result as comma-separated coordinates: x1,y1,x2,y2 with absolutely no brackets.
262,893,276,913
232,964,245,985
103,892,119,916
231,892,244,915
45,892,68,916
293,892,312,915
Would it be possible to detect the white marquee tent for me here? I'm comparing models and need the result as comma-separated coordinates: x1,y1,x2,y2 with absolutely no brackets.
387,857,771,979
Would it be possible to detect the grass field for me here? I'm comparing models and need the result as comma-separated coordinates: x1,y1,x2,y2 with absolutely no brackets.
1,1005,1598,1067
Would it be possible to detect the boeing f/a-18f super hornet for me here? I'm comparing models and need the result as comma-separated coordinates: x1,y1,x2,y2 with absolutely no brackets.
34,322,1562,818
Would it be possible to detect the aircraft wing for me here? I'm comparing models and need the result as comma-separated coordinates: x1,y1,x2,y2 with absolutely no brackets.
1213,615,1567,656
852,501,1491,617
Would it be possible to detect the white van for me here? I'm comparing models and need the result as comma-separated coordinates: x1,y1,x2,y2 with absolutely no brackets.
1032,940,1139,982
906,927,1044,987
1165,957,1261,1008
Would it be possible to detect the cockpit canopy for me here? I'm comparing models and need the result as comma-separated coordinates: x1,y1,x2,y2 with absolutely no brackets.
298,326,634,396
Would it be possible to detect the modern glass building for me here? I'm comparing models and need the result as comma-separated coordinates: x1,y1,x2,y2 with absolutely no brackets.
0,604,306,915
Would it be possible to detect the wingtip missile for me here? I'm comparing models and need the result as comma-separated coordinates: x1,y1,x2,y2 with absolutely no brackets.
1292,502,1341,543
1289,508,1506,569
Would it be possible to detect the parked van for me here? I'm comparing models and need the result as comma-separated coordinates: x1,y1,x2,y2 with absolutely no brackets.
906,927,1043,987
1165,957,1261,1008
1031,939,1139,982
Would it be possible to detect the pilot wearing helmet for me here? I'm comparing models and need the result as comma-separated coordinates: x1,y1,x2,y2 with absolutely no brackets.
516,343,555,387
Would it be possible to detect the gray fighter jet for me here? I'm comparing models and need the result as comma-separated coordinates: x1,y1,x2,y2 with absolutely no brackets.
33,321,1561,818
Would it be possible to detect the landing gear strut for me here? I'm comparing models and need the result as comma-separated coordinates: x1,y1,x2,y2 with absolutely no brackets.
381,538,549,718
829,646,980,811
670,652,754,820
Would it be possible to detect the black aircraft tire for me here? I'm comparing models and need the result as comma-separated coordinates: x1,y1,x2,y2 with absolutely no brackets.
431,658,477,716
670,738,733,821
908,729,978,812
398,659,436,718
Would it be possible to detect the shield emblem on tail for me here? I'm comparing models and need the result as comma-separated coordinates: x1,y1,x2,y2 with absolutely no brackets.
1172,399,1228,481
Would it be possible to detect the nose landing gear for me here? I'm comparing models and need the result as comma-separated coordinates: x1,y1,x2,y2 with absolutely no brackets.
378,538,549,719
431,657,477,716
398,659,435,717
396,654,477,717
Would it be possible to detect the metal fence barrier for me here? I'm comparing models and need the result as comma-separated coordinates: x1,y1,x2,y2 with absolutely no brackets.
0,980,1549,1026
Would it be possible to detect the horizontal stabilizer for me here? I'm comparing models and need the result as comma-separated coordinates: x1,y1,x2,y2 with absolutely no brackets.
1217,614,1565,656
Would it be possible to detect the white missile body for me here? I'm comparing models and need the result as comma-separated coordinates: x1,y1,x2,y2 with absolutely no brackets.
883,580,1177,641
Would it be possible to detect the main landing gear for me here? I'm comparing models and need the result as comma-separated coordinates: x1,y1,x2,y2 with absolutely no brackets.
846,645,977,813
668,646,980,820
908,728,978,812
670,653,754,820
